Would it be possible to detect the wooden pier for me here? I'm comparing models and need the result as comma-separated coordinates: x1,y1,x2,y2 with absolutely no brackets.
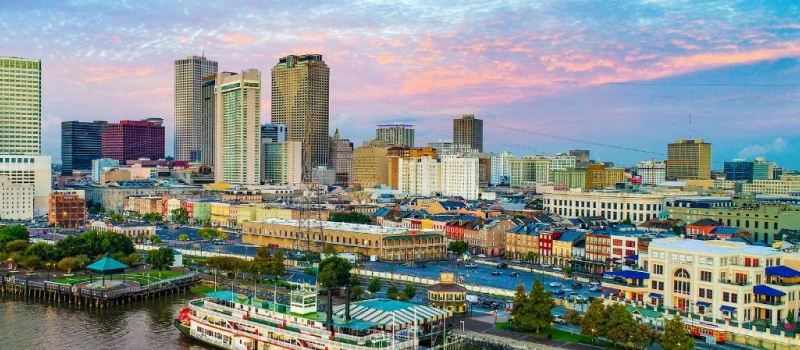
0,273,201,308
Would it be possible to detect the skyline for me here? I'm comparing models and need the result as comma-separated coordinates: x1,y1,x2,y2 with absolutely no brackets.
3,1,800,168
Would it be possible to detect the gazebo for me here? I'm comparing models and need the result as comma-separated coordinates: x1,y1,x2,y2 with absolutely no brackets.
87,253,130,287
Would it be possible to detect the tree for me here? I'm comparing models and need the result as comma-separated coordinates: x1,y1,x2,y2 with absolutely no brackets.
20,255,41,272
350,277,365,301
109,211,126,223
368,278,382,294
403,284,417,300
270,250,286,280
171,207,190,224
581,298,606,343
322,244,338,256
603,303,636,347
524,251,536,263
328,212,372,224
146,247,175,277
563,309,581,335
3,239,28,253
629,323,660,350
672,225,683,236
24,242,56,261
525,278,554,333
252,247,272,279
142,213,163,223
0,225,29,248
386,285,400,299
178,234,190,241
787,310,796,325
318,256,353,330
660,315,694,350
448,241,468,256
564,266,574,277
57,257,81,273
121,252,142,266
621,216,633,225
150,235,162,244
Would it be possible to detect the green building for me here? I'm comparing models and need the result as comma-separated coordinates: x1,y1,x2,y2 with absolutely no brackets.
552,168,586,189
1,56,41,155
192,201,212,223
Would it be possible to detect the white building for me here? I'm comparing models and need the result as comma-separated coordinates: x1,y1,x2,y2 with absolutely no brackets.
398,156,441,196
548,154,577,171
0,155,51,220
166,198,183,218
637,160,666,186
440,155,479,200
263,141,303,185
489,151,512,185
174,55,218,162
91,158,120,183
213,69,262,185
543,189,671,223
0,56,41,155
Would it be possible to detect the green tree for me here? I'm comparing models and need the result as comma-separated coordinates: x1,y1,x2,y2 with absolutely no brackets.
328,212,372,224
672,225,683,235
121,252,142,266
143,213,163,223
525,278,554,333
318,255,352,330
24,242,56,261
368,278,382,294
146,247,175,277
621,216,633,225
3,239,28,253
56,257,81,273
787,310,795,325
198,227,220,241
580,298,606,343
20,255,41,272
386,285,400,299
564,265,574,277
603,303,636,347
109,212,126,223
524,251,537,263
270,250,286,280
150,235,162,244
350,278,365,301
178,233,190,241
251,247,272,282
171,207,190,224
322,244,338,256
660,315,695,350
0,225,29,248
629,323,661,350
563,309,581,335
403,284,417,300
448,241,468,256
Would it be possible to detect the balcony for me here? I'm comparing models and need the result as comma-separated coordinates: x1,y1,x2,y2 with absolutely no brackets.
718,279,751,287
602,279,647,289
755,299,785,307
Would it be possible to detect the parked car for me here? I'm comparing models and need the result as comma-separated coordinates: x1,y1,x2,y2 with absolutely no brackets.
572,282,583,289
417,263,427,268
554,315,565,324
512,259,522,264
509,272,520,277
540,264,551,269
552,289,565,295
496,262,508,269
477,254,487,258
552,266,563,272
589,286,602,292
589,281,600,286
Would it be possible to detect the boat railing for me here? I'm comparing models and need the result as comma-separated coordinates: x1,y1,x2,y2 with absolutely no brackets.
190,301,415,350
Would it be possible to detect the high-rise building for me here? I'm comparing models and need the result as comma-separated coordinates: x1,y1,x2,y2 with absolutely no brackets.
453,114,483,152
61,121,108,176
441,154,480,200
489,151,513,185
375,123,415,148
552,168,587,189
723,159,753,181
0,56,41,155
428,140,453,152
636,160,666,186
91,158,120,182
569,150,590,169
548,154,577,171
753,157,774,181
200,74,217,166
213,70,262,185
271,54,330,180
398,156,441,196
585,164,625,189
262,141,302,185
353,140,390,190
311,166,336,186
329,129,354,185
174,55,218,162
0,155,51,219
101,119,165,163
261,123,287,143
666,139,711,180
509,156,551,188
387,147,438,190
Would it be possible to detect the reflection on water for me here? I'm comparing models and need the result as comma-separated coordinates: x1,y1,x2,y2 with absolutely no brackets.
0,293,213,350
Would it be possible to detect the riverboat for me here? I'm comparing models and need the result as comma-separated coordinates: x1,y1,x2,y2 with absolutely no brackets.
175,283,422,350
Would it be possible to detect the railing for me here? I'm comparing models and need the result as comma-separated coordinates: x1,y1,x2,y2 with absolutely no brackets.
601,280,647,288
755,300,785,306
718,279,751,286
3,273,200,299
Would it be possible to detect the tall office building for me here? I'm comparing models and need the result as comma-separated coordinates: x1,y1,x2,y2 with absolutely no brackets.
213,70,262,185
440,154,480,200
101,119,165,163
723,159,753,181
61,121,107,175
353,140,391,190
489,151,513,185
666,139,711,180
174,55,218,162
271,54,330,180
0,56,41,155
375,123,415,148
753,157,774,181
200,74,217,166
453,114,483,152
262,141,302,185
261,123,287,143
329,129,354,185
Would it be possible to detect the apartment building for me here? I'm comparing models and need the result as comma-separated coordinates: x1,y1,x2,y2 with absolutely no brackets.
543,189,668,223
48,190,86,228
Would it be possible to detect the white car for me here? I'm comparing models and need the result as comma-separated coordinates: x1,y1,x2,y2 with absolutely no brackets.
553,315,565,324
552,267,563,271
477,254,486,258
540,264,551,269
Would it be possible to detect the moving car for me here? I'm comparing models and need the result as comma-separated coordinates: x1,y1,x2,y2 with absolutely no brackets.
496,262,508,269
549,282,562,288
589,286,602,292
465,263,478,269
572,282,583,289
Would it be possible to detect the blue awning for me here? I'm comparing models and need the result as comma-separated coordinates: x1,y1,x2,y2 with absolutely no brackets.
765,266,800,278
696,301,711,307
205,290,238,302
625,255,639,260
648,293,663,299
753,284,786,297
603,270,650,279
720,305,736,313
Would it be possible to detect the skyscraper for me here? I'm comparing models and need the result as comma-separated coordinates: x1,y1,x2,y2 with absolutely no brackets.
666,139,711,180
453,114,483,152
329,129,354,185
213,70,262,185
61,121,107,175
174,55,218,162
261,123,287,143
376,123,415,147
200,74,217,166
0,56,41,155
101,119,165,163
271,54,330,180
262,141,302,185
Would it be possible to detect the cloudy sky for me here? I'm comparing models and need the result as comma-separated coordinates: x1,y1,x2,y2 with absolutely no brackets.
3,0,800,168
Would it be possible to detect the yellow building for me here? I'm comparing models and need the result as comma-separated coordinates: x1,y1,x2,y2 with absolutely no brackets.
100,168,131,184
666,139,711,180
585,164,625,189
210,202,232,227
509,156,550,188
428,271,468,313
241,219,446,261
505,223,540,260
353,140,391,190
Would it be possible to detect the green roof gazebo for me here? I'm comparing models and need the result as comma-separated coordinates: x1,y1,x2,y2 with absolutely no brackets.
87,253,130,286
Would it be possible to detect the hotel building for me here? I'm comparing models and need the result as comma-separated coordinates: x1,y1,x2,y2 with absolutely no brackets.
174,55,218,162
0,155,51,220
0,56,41,155
376,123,415,148
453,114,483,152
213,70,262,185
101,119,165,163
543,189,669,223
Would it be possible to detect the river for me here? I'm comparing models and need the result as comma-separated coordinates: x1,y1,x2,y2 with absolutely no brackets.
0,294,212,350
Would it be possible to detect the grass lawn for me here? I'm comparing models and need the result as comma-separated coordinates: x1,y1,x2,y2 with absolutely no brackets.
495,322,599,345
50,270,186,286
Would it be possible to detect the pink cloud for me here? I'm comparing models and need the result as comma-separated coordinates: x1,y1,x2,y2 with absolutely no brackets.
221,34,255,44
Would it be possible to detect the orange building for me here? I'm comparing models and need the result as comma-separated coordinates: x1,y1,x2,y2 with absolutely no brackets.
48,190,86,229
387,147,438,189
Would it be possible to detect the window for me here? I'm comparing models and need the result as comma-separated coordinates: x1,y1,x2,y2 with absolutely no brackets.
653,264,664,275
700,271,712,282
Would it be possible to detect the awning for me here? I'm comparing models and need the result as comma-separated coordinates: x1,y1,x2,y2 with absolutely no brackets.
696,301,711,307
720,305,736,313
624,255,639,260
754,284,786,297
765,266,800,278
648,293,663,299
603,270,650,279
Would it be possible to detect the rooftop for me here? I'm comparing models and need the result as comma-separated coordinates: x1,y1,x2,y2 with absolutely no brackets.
250,218,415,235
649,238,782,256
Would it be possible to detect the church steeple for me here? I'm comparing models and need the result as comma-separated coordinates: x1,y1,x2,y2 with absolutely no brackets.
332,128,340,140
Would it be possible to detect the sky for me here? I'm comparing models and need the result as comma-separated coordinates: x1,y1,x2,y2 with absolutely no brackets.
3,0,800,169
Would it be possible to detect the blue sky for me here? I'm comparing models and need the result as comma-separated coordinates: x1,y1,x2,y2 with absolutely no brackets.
2,0,800,168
